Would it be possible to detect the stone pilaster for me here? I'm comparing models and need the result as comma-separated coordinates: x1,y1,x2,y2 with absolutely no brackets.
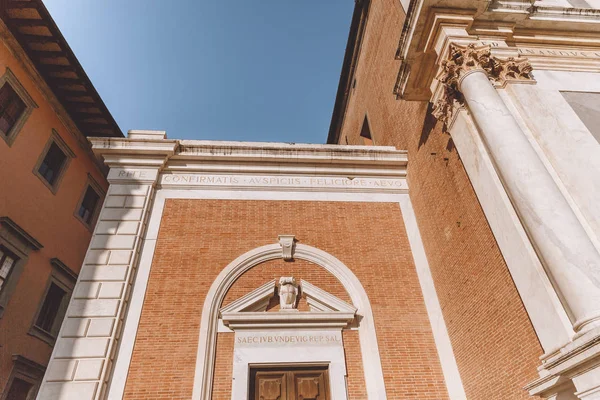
37,131,176,400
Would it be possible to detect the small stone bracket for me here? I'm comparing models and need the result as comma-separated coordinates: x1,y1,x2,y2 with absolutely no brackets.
278,235,296,261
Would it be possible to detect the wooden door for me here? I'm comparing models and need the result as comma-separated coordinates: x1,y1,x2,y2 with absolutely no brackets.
250,366,330,400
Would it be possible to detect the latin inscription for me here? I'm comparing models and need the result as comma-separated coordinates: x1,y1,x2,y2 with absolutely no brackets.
118,170,148,179
518,48,600,58
160,174,406,190
236,333,341,346
108,168,158,182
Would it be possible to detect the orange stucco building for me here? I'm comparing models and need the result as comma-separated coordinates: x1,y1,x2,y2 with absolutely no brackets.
0,2,122,398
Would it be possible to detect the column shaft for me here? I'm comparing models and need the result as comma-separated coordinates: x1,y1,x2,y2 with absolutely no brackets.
459,70,600,334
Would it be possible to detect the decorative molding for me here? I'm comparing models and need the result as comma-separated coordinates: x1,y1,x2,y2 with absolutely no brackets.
432,43,534,126
191,243,387,400
0,217,43,250
278,235,296,261
220,280,276,314
50,258,78,283
302,280,357,314
221,311,355,330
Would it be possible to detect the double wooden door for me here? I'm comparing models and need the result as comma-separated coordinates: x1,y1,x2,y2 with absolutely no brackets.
250,366,330,400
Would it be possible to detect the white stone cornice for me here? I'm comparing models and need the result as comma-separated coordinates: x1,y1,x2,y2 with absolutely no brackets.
175,140,407,167
221,311,356,330
396,3,600,100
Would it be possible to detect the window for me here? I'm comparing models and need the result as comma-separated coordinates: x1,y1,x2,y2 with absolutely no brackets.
4,377,33,400
34,282,67,334
33,130,74,193
37,143,67,186
360,115,373,145
29,258,76,345
0,217,42,319
0,84,26,136
0,247,18,294
0,68,37,147
1,355,45,400
74,176,104,229
77,185,101,225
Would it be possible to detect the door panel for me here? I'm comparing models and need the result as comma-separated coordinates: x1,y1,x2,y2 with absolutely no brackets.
255,372,287,400
250,366,329,400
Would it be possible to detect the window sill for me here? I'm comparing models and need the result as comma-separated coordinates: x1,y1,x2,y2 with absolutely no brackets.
28,325,56,347
73,212,94,232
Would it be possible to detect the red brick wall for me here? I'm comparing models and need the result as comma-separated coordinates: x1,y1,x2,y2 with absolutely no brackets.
342,330,367,399
123,199,449,399
335,0,544,397
212,333,234,400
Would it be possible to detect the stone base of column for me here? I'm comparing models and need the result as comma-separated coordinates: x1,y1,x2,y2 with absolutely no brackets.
526,328,600,399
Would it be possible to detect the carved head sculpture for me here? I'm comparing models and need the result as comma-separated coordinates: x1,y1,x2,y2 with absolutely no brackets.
278,277,298,311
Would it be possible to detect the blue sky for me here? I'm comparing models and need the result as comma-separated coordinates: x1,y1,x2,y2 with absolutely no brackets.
43,0,354,143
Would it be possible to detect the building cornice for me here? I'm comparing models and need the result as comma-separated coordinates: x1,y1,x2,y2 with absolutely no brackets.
0,0,122,139
90,133,409,193
394,2,600,101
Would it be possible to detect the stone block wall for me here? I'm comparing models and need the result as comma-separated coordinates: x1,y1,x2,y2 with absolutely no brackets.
39,183,154,399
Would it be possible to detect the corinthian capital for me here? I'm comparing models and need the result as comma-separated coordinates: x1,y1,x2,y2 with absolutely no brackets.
432,43,534,126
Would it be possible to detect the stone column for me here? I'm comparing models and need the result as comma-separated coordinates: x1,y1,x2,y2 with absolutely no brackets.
37,131,176,400
433,44,600,337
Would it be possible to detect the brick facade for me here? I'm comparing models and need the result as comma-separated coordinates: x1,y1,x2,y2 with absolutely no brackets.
123,199,449,399
333,0,544,397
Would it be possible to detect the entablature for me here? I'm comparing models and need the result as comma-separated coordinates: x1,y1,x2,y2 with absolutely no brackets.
395,0,600,101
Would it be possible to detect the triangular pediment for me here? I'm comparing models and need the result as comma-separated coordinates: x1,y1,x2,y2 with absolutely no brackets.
220,280,276,314
219,278,357,330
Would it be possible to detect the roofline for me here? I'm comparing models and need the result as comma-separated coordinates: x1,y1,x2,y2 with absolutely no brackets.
0,0,123,138
326,0,370,145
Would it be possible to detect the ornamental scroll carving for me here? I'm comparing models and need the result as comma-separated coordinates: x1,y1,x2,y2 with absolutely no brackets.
432,43,534,126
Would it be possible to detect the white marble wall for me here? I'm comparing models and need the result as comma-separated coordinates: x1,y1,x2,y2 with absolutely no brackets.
504,70,600,247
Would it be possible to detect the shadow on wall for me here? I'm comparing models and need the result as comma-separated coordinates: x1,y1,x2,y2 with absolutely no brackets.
418,102,455,154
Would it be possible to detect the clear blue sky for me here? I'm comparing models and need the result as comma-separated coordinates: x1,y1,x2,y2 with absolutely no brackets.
43,0,354,143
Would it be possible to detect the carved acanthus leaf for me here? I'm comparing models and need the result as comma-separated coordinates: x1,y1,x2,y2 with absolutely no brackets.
432,43,534,126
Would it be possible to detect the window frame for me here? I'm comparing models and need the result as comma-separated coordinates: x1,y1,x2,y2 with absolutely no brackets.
0,67,38,147
32,129,75,194
28,258,76,346
0,217,42,319
74,174,105,230
0,355,45,400
0,246,20,299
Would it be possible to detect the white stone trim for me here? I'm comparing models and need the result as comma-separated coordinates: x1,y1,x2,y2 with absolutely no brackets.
220,280,276,314
190,243,387,399
220,279,357,331
398,197,467,400
106,188,465,400
231,330,348,400
106,188,405,400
